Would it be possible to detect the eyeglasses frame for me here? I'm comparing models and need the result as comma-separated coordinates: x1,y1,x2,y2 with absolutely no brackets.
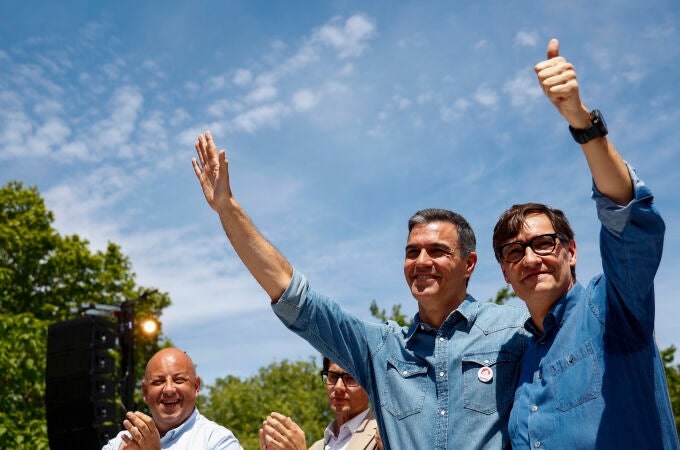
495,233,569,264
320,370,359,387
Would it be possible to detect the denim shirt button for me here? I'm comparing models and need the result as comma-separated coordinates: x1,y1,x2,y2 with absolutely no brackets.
440,410,446,415
439,337,444,342
531,405,538,412
402,370,408,376
439,371,445,377
537,371,542,380
534,441,542,448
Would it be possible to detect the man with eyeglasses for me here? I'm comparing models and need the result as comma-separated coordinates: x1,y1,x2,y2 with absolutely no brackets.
492,39,678,449
259,357,379,450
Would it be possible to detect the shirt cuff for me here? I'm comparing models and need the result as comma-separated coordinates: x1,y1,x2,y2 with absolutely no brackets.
593,162,653,235
271,269,309,326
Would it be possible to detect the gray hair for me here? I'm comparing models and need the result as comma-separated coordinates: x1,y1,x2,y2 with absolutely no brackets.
408,208,476,258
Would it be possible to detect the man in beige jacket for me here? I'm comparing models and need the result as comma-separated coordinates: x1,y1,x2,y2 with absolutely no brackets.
259,357,379,450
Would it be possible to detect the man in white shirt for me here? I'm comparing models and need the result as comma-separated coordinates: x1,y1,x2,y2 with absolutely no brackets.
259,357,379,450
102,348,242,450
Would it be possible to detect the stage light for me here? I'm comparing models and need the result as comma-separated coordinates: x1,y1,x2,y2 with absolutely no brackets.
141,318,160,335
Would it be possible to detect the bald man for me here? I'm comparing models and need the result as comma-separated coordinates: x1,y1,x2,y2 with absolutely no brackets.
102,348,243,450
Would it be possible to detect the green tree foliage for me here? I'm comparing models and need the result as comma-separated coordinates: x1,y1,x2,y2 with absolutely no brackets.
489,285,516,305
0,181,172,447
369,299,413,327
201,359,330,450
661,345,680,435
0,313,49,449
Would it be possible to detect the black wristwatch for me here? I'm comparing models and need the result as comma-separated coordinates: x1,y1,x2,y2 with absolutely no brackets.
569,109,608,144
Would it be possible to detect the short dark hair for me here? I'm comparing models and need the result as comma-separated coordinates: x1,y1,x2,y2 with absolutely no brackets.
492,203,576,280
407,208,476,258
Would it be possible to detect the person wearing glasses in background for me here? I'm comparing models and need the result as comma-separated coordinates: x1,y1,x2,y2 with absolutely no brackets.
491,39,678,449
259,356,380,450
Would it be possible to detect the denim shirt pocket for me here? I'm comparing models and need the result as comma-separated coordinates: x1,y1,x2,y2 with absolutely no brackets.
380,356,428,419
462,351,520,415
546,339,602,411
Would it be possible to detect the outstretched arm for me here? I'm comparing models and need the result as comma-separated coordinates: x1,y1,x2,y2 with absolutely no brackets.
192,131,293,301
535,38,633,205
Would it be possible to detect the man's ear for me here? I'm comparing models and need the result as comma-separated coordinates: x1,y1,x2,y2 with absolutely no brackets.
568,239,577,266
194,375,201,395
465,251,478,278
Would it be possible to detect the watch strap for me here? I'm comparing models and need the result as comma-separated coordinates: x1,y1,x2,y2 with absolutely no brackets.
569,109,608,144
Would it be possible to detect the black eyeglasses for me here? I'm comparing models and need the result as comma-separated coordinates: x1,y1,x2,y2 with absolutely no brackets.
495,233,568,264
321,370,359,387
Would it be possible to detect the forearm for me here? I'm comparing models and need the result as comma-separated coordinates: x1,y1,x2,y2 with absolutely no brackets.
562,104,633,205
217,197,293,302
580,136,633,206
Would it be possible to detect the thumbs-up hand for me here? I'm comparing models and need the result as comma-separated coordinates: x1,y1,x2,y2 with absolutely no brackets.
535,39,591,129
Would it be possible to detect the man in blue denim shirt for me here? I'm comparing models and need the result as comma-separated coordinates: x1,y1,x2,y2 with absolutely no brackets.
492,39,679,449
192,142,529,446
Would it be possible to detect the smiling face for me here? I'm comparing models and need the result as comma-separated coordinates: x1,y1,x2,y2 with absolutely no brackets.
499,213,576,327
141,348,200,436
404,221,477,327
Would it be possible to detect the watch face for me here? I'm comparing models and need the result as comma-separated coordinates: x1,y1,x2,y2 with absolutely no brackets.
592,110,606,129
570,110,607,144
592,110,608,135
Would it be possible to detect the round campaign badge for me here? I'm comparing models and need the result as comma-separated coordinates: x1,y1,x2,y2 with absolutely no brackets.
477,366,493,383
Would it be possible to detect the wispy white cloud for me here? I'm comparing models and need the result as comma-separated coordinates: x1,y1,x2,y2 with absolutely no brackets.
206,99,243,118
14,63,63,96
393,95,411,110
515,30,540,47
291,89,319,112
34,118,72,155
184,80,199,94
232,69,252,86
245,84,278,104
473,86,498,107
206,74,229,91
0,91,34,159
440,98,470,122
230,103,289,133
313,14,377,59
33,98,64,116
87,86,144,159
185,14,378,135
44,164,140,248
503,71,542,108
473,39,488,49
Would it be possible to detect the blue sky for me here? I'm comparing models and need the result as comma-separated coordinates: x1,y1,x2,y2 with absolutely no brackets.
2,1,679,385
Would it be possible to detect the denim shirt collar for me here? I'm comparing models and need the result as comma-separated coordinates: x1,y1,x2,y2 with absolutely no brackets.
524,283,584,343
405,294,478,343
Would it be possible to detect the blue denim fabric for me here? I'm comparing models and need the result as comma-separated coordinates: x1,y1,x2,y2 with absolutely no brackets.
509,166,679,449
273,278,529,450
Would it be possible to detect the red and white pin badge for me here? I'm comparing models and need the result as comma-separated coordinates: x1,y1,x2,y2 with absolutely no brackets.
477,366,493,383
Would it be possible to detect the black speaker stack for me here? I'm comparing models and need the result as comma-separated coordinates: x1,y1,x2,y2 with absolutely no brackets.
46,316,120,449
